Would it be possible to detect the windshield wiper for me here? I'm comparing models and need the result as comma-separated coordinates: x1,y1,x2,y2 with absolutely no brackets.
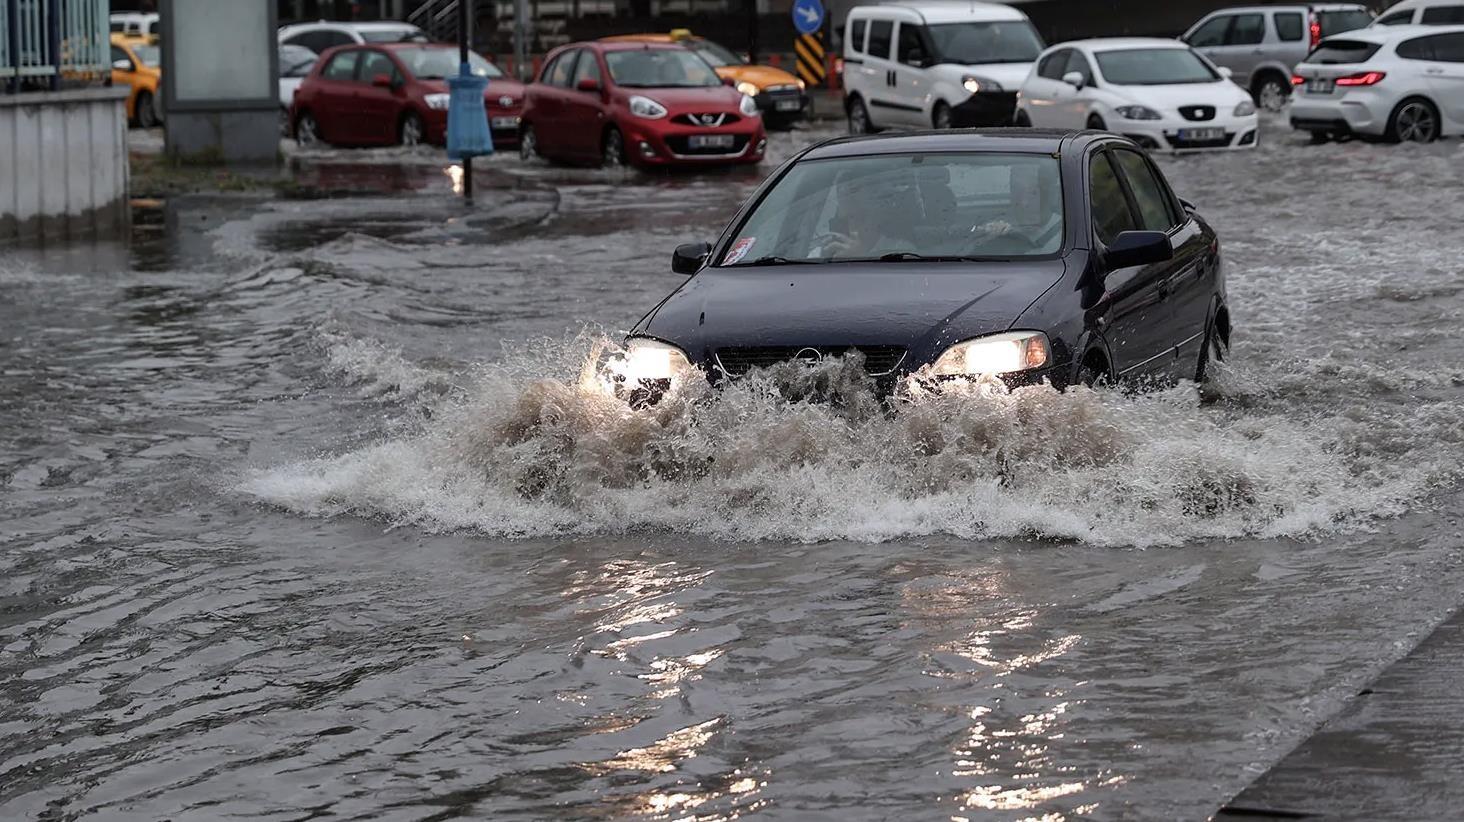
873,252,979,262
734,255,825,267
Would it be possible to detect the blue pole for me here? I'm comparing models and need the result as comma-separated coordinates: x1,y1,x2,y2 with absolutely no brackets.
46,0,61,91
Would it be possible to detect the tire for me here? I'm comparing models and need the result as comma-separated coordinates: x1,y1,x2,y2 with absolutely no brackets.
1013,109,1032,127
399,111,426,147
1307,130,1331,145
135,91,158,129
520,123,539,161
1077,356,1110,388
601,126,627,168
932,102,952,130
295,111,321,147
1252,73,1290,113
1387,97,1440,144
1195,310,1229,383
847,96,875,135
1087,113,1107,132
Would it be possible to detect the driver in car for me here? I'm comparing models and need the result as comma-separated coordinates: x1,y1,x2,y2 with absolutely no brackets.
815,172,917,259
970,163,1062,252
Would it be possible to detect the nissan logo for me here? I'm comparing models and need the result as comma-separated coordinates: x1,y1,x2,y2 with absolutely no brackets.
498,95,515,107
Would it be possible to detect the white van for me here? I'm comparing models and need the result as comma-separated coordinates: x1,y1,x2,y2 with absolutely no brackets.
1374,0,1464,26
842,1,1045,133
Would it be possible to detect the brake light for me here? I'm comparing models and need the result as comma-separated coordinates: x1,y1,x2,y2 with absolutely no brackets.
1292,74,1305,85
1309,14,1322,49
1335,71,1386,86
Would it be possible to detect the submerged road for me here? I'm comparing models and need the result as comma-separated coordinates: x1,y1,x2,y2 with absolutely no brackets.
4,117,1464,820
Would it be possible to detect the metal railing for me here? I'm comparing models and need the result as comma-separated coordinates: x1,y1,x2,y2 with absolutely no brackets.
2,0,109,93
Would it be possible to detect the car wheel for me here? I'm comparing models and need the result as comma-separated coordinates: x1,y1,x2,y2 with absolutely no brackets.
1387,97,1439,144
848,96,875,135
519,123,539,161
932,102,952,130
1307,130,1331,144
1252,74,1290,112
399,112,426,147
136,91,158,129
1077,356,1110,388
1013,109,1032,127
295,112,320,147
1087,113,1107,132
601,126,627,168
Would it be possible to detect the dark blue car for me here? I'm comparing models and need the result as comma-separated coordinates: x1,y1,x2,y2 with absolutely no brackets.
604,129,1230,399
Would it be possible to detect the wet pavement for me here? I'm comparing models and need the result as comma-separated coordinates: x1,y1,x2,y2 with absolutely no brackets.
5,116,1464,820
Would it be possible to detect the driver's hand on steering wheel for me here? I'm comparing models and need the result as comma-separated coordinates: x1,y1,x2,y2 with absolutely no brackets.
970,219,1014,240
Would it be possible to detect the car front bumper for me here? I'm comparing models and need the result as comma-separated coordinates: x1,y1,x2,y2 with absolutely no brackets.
1115,112,1259,152
1290,90,1389,137
951,91,1019,127
621,122,767,167
754,85,809,122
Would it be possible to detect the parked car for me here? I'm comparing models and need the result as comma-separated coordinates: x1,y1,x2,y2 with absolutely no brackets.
278,21,427,54
110,12,159,40
601,30,809,127
290,44,524,149
842,1,1045,133
1291,24,1464,142
595,130,1228,405
279,45,319,135
1182,4,1374,111
1016,39,1259,151
519,41,766,168
1375,0,1464,26
110,33,162,128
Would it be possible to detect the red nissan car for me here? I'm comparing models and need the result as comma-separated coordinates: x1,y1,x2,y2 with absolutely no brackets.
519,41,766,168
290,43,524,149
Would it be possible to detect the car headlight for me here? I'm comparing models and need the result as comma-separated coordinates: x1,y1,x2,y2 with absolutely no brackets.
1233,100,1256,117
739,93,759,117
795,78,806,91
424,93,451,111
629,95,668,119
962,75,1000,94
1115,105,1162,120
736,80,760,97
930,331,1051,377
615,338,694,382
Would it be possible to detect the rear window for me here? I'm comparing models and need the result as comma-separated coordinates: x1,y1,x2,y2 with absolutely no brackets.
1317,10,1374,37
1421,6,1464,24
1274,12,1304,42
1304,39,1382,64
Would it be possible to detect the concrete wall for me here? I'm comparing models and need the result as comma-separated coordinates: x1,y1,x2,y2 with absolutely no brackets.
0,87,130,243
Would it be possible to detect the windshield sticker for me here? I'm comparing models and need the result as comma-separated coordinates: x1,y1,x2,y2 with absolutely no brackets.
723,237,756,265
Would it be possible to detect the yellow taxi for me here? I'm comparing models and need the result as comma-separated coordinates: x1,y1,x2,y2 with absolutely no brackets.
600,30,809,126
110,34,163,128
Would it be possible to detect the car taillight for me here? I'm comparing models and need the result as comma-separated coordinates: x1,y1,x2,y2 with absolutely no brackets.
1292,74,1305,86
1309,14,1322,49
1335,71,1386,86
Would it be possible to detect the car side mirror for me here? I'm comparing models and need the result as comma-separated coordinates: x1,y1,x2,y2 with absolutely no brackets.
672,241,711,275
1218,66,1234,80
371,73,393,89
1062,71,1086,90
576,77,600,92
112,58,133,71
1105,231,1173,270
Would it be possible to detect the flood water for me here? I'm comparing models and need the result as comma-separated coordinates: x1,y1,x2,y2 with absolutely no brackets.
5,120,1464,820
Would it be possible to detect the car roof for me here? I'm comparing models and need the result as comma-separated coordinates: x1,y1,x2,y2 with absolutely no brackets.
1324,22,1464,42
1207,3,1369,11
799,129,1106,161
1385,0,1462,9
850,1,1027,24
588,40,689,52
1061,37,1188,52
280,21,421,32
601,33,679,43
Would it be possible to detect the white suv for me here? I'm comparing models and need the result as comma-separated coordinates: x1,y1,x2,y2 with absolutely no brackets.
278,21,428,54
842,1,1045,133
1375,0,1464,26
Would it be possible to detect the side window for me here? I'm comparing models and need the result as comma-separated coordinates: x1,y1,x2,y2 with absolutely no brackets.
1429,32,1464,61
538,53,561,83
1228,14,1265,46
1089,153,1136,246
1376,10,1414,25
571,51,601,85
322,50,360,81
357,50,396,84
1396,36,1436,61
848,19,867,54
1065,50,1095,86
868,20,894,60
1423,7,1464,24
1274,13,1304,42
1037,49,1069,80
325,31,356,49
897,23,928,66
110,45,131,67
1188,16,1231,48
1112,150,1175,232
548,50,579,86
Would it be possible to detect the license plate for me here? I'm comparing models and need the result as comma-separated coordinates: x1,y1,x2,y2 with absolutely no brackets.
774,99,801,111
1178,127,1225,141
688,134,735,149
490,116,519,130
1307,78,1335,94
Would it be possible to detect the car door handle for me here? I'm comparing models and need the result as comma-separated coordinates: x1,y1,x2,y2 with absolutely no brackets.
1425,68,1444,75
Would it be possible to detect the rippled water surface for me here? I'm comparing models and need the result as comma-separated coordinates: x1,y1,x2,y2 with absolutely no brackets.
5,119,1464,820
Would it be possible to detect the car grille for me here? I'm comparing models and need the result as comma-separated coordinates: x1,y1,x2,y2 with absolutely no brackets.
714,346,908,377
666,134,751,156
1167,131,1233,149
1179,105,1216,122
672,112,741,127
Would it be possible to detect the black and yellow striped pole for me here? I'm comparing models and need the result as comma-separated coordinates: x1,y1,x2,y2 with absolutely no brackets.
794,32,827,89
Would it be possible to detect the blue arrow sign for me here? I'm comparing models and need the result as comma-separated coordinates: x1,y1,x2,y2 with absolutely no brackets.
792,0,824,35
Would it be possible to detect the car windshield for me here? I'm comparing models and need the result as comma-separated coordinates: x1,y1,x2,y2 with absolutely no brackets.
397,48,504,79
1318,9,1374,36
691,39,744,67
1304,39,1382,63
131,43,160,67
721,153,1064,265
360,27,425,43
925,22,1044,64
1096,48,1218,85
606,49,723,87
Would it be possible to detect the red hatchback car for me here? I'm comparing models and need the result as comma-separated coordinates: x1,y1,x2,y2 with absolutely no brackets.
519,41,766,168
290,43,524,149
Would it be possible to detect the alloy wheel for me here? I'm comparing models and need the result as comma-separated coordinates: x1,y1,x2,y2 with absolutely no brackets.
1256,79,1288,112
602,128,626,168
519,125,537,161
1395,102,1438,143
401,114,424,147
849,100,868,135
296,114,319,147
933,104,952,130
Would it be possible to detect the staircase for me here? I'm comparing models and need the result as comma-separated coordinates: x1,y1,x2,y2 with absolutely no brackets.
406,0,464,43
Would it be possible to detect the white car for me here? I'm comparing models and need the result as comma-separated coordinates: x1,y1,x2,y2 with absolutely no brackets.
1016,38,1259,152
1374,0,1464,26
110,12,159,39
842,1,1045,132
278,44,318,134
1291,25,1464,142
278,21,427,54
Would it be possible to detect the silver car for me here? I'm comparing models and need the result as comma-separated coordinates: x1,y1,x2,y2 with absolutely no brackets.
1182,4,1375,110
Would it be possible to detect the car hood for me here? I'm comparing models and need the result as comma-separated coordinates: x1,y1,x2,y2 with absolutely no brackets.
927,61,1034,91
716,64,801,89
1108,79,1250,110
635,261,1065,364
616,85,746,113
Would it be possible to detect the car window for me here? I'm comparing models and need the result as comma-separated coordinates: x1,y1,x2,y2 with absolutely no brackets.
1187,15,1231,48
868,20,894,60
572,50,602,85
322,50,360,81
1096,48,1218,85
1422,6,1464,24
357,50,397,84
1317,10,1374,36
1376,10,1414,25
897,23,928,66
605,49,722,87
692,40,743,67
1227,14,1265,46
1089,153,1136,247
1065,49,1095,85
1274,12,1304,42
1112,150,1174,232
325,31,357,49
1425,31,1464,61
924,21,1045,63
1396,36,1436,60
848,19,867,53
548,50,579,86
360,26,423,43
1304,40,1382,64
1037,49,1069,80
721,152,1065,264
